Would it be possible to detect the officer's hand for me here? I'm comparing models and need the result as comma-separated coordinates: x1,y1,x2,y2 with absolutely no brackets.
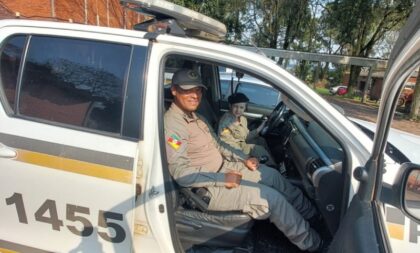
224,170,242,189
245,157,259,171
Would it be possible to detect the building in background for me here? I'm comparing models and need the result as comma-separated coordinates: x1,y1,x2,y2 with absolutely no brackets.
342,68,417,101
0,0,145,29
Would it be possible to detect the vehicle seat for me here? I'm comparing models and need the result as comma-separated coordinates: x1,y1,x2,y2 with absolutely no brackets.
168,179,254,250
163,77,254,250
164,85,219,129
196,90,219,129
164,85,173,110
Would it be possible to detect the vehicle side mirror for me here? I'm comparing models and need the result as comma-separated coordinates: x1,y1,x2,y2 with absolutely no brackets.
382,163,420,223
404,168,420,221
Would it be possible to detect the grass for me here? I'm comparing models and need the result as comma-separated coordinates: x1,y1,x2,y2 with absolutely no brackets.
340,96,381,108
315,87,330,96
344,94,361,100
315,88,381,108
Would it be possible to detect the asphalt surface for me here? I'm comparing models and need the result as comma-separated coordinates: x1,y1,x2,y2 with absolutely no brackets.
324,96,420,136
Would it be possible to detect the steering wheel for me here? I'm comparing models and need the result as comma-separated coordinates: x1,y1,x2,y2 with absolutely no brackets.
260,101,287,136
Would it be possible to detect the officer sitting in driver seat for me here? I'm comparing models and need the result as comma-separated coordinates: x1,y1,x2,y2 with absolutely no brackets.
164,68,324,252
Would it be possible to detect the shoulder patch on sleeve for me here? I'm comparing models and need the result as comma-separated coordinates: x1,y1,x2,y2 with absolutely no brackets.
167,133,182,150
222,128,231,135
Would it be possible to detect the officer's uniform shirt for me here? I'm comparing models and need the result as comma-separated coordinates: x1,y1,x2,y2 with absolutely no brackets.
165,103,245,188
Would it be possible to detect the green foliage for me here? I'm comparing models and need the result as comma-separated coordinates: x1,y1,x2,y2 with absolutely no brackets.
167,0,414,87
315,87,330,96
323,0,414,90
244,0,312,50
324,0,414,57
324,64,345,87
168,0,247,42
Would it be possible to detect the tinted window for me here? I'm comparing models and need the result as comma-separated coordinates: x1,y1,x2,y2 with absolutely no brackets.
237,82,279,108
19,36,131,134
0,35,26,111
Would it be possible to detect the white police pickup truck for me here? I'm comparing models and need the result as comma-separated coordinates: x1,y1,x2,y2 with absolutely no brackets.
0,0,419,252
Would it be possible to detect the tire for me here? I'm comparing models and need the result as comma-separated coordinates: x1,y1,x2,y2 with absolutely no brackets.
397,97,406,107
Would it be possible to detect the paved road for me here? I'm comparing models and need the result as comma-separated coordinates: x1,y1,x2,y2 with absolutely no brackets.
325,96,420,136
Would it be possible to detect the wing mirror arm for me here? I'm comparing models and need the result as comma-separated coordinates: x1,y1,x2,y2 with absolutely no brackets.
381,163,420,223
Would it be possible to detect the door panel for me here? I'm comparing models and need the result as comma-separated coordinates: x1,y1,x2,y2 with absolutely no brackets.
328,194,380,253
0,31,146,252
0,122,137,252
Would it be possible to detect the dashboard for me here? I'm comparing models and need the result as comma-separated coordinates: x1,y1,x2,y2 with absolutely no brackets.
282,113,346,234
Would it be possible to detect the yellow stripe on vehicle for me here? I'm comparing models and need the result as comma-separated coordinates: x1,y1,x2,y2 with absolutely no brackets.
15,149,132,184
387,222,404,240
0,248,19,253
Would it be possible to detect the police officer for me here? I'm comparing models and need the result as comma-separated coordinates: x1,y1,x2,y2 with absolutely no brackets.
164,69,322,252
218,92,276,166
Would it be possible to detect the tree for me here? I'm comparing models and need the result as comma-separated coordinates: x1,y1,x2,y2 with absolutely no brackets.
168,0,414,93
409,68,420,120
243,0,284,48
243,0,318,81
243,0,312,50
169,0,247,42
324,0,414,96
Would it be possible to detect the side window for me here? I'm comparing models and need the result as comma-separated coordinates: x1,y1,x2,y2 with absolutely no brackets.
219,70,280,108
18,36,131,134
0,35,26,111
237,82,280,109
219,73,236,101
220,79,231,100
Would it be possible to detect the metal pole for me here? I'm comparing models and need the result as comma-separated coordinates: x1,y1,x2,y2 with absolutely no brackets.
237,45,387,69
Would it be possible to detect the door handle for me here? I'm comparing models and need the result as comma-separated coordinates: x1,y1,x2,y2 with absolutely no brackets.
0,143,17,158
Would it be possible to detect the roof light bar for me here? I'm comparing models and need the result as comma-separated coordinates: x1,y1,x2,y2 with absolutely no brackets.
120,0,227,42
